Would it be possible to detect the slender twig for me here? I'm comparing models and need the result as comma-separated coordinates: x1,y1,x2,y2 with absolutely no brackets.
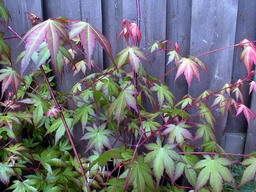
40,67,90,190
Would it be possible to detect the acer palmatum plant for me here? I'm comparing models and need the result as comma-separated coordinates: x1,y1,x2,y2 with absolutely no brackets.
1,3,256,192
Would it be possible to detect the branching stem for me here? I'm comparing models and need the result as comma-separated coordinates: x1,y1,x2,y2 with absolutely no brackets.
40,66,90,191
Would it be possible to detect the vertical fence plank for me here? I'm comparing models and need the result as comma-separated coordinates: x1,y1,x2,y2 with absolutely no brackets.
81,0,103,70
226,0,256,154
140,0,167,79
43,0,86,152
3,0,256,154
3,0,43,70
245,90,256,153
189,0,239,146
165,0,191,101
102,0,123,68
43,0,82,93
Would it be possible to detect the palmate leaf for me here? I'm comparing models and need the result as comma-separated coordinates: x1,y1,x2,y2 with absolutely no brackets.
198,103,215,127
173,154,199,187
126,156,155,192
0,163,14,185
236,104,256,126
145,139,181,185
0,112,21,131
21,19,68,74
162,121,192,145
7,180,37,192
239,157,256,186
0,0,10,22
46,115,73,144
81,123,112,153
142,119,160,137
0,32,11,60
116,46,148,73
69,21,113,69
150,83,174,108
175,57,207,87
118,19,142,46
249,81,256,94
33,150,65,174
195,123,216,142
194,155,233,192
72,104,95,127
108,84,138,124
0,67,21,98
175,95,193,109
240,39,256,74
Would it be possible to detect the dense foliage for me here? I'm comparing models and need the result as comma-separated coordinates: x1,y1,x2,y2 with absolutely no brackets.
1,2,256,192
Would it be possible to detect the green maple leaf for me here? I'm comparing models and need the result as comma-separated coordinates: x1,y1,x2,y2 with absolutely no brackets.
162,121,192,145
102,178,126,192
126,156,155,192
7,179,37,192
108,83,138,124
46,115,73,144
0,32,11,59
142,119,160,137
145,138,180,185
239,157,256,186
5,143,28,156
195,123,216,142
0,163,14,185
175,95,193,109
81,123,112,153
33,150,65,174
0,1,10,22
116,46,148,73
173,154,199,187
198,103,215,127
194,155,233,192
0,112,21,130
0,67,21,98
150,83,174,108
72,104,95,127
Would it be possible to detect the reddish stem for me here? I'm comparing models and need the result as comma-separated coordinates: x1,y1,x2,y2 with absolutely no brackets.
40,67,90,190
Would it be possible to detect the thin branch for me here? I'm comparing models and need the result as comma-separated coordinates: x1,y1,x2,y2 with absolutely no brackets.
40,67,90,190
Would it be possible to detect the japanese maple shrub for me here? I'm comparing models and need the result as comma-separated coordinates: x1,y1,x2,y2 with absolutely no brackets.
1,2,256,192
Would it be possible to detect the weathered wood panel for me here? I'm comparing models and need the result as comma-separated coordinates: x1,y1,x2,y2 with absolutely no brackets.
189,0,239,145
102,0,124,67
165,0,191,101
245,83,256,153
140,0,166,79
43,0,103,152
2,0,256,154
43,0,83,93
226,0,256,154
4,0,43,73
80,0,103,70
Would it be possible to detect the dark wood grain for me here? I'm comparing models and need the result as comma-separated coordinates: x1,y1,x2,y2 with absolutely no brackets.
226,0,256,154
165,0,192,101
189,0,239,146
140,0,167,79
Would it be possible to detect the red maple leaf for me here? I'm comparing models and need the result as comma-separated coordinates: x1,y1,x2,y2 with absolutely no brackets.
240,39,256,74
118,19,142,46
249,81,256,94
46,106,61,118
236,104,256,126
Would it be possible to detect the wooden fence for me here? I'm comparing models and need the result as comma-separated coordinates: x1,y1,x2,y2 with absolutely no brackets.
3,0,256,154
